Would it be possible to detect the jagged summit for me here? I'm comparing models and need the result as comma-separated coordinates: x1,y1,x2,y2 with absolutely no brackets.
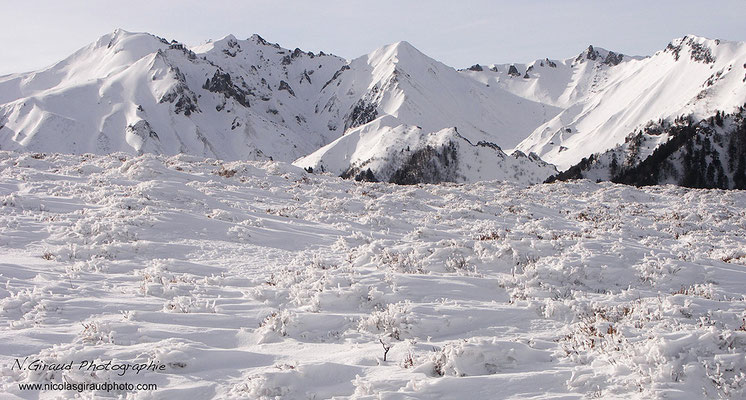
663,34,724,63
248,33,281,48
573,45,627,66
362,40,439,76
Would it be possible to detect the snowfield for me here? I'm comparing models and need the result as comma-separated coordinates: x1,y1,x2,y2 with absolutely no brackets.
0,151,745,399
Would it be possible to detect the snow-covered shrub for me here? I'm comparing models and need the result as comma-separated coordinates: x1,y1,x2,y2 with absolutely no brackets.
257,310,293,343
375,250,424,274
358,301,413,340
77,320,115,344
444,255,476,275
231,375,290,399
163,296,216,313
418,339,551,377
137,260,197,298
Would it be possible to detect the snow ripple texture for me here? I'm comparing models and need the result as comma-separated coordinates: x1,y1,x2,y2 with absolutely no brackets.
0,151,745,399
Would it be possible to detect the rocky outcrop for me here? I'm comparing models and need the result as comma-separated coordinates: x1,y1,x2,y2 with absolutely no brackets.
666,36,716,64
344,99,378,132
159,66,199,116
202,69,251,108
278,80,296,97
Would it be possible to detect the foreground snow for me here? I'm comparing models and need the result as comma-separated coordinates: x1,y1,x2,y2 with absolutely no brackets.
0,151,745,399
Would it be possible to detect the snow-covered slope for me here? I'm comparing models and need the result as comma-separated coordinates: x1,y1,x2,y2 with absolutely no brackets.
293,115,556,184
2,151,745,399
502,36,746,169
550,107,746,189
313,41,559,149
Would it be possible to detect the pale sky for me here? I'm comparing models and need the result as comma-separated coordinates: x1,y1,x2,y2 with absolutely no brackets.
2,0,745,75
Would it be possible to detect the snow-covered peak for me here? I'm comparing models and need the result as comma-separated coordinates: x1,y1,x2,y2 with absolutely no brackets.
357,40,444,86
0,29,169,103
367,41,424,64
293,115,557,184
662,34,725,63
85,29,170,63
668,34,722,48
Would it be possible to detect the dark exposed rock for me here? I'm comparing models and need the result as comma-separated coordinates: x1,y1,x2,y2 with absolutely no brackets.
159,66,199,116
203,70,251,108
507,65,521,77
689,41,715,64
666,37,716,64
545,58,557,68
278,80,295,96
250,34,281,49
168,41,197,60
344,99,377,131
574,45,624,66
467,64,483,72
322,65,350,91
474,140,501,151
666,42,683,61
221,38,241,57
579,45,599,62
126,120,159,140
604,51,624,66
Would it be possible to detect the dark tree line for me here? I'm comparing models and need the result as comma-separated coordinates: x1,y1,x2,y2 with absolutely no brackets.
550,105,746,189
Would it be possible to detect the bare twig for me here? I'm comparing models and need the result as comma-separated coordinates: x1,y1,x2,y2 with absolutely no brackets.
379,339,392,362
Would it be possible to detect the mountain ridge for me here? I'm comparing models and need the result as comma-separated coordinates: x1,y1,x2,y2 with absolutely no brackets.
1,30,745,186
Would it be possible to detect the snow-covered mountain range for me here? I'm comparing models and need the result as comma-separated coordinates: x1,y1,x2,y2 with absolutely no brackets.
1,30,745,185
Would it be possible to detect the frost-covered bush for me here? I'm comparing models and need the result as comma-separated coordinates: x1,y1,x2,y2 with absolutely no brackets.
375,250,424,274
417,339,551,377
358,301,413,340
256,310,294,343
78,320,115,344
163,296,216,313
